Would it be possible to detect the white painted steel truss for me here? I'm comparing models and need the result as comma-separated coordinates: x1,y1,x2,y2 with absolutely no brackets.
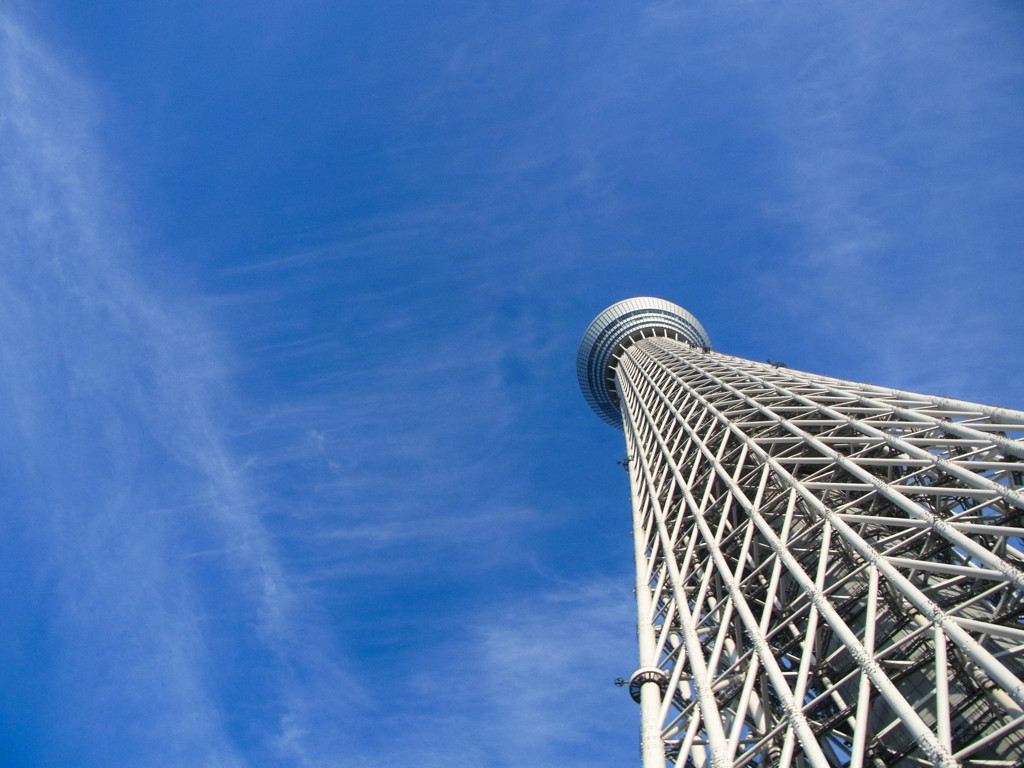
615,337,1024,768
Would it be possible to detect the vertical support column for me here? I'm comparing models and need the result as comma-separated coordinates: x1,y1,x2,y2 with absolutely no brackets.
624,400,668,768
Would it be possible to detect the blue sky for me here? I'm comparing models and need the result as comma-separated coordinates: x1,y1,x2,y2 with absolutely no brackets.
1,2,1022,766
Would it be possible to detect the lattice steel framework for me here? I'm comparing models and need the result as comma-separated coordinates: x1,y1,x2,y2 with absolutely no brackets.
578,299,1024,768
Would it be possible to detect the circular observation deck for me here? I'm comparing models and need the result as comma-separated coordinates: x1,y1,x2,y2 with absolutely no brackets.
577,297,711,428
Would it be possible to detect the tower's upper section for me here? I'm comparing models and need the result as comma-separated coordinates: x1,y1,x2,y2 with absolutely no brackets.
577,297,711,428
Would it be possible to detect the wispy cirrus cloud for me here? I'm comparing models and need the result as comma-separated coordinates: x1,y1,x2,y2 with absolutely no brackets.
635,2,1024,405
340,578,639,768
0,12,355,765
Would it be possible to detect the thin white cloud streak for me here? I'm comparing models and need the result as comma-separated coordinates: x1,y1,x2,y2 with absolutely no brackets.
214,296,552,584
472,582,638,755
345,578,639,768
0,18,244,764
640,2,1024,404
208,219,562,492
0,13,353,765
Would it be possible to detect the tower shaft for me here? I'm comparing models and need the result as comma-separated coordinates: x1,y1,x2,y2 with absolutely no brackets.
613,336,1024,768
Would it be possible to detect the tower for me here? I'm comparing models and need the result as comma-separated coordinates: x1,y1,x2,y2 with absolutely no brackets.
578,298,1024,768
